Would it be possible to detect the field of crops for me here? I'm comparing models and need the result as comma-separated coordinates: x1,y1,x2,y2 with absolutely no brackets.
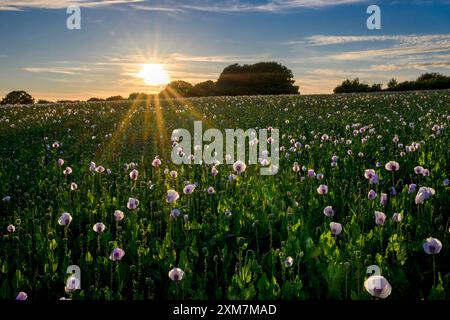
0,91,449,300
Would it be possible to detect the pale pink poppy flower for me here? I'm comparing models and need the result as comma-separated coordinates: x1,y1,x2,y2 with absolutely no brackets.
52,142,60,148
347,150,353,156
316,173,324,180
422,169,430,177
307,169,315,178
228,174,237,182
167,190,180,203
423,237,442,254
170,208,181,219
321,134,329,141
183,214,189,222
2,196,11,202
89,162,96,172
323,206,335,217
63,167,72,175
316,184,328,195
211,166,218,177
152,158,162,167
385,161,399,172
259,158,270,166
207,186,215,195
114,210,124,221
183,184,196,195
7,224,15,233
106,169,112,174
331,155,338,163
267,137,274,144
65,276,80,293
168,267,185,281
95,165,105,173
364,276,392,299
70,182,78,191
225,154,232,162
164,168,169,175
233,160,247,174
368,189,377,200
92,222,106,233
170,170,178,179
330,222,342,236
375,211,386,225
127,197,139,210
57,159,65,167
15,292,28,300
109,248,125,261
284,256,294,267
392,213,402,223
292,164,300,172
58,212,72,226
408,184,416,194
415,187,435,204
364,169,376,180
380,193,387,206
414,166,424,174
129,169,138,180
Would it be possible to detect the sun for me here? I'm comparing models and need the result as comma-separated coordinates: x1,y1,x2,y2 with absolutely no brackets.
138,64,170,86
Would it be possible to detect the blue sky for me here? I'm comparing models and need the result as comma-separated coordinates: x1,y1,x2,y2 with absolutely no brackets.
0,0,449,100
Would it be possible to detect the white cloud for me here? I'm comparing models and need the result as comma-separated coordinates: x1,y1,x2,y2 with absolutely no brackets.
0,0,144,11
23,66,92,75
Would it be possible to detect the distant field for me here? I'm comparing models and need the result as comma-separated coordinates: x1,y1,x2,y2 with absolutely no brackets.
0,91,449,300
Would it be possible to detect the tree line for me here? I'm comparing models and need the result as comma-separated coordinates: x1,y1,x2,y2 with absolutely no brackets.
333,73,450,93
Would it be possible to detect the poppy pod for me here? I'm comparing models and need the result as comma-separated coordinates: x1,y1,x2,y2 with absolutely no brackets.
330,222,342,236
168,267,185,281
375,211,386,225
114,210,124,221
323,206,335,217
129,169,138,181
316,184,328,195
167,190,180,203
92,222,106,233
127,197,139,210
183,184,196,195
110,248,125,261
58,212,72,226
364,275,392,299
423,237,442,254
385,161,400,172
233,160,247,174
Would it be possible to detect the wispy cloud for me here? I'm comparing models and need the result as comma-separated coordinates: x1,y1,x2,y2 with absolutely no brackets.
288,34,450,46
131,0,368,13
0,0,144,11
23,66,92,75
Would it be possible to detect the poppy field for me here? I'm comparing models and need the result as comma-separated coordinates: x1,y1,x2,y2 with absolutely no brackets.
0,91,449,300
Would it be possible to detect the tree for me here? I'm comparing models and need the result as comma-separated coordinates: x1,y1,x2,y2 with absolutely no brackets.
333,78,371,93
215,62,299,96
128,92,152,100
106,95,124,101
37,99,53,104
0,90,35,105
192,80,216,97
387,78,398,91
159,81,194,98
87,97,105,102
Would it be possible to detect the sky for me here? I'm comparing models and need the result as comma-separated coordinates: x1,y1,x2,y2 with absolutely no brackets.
0,0,449,100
